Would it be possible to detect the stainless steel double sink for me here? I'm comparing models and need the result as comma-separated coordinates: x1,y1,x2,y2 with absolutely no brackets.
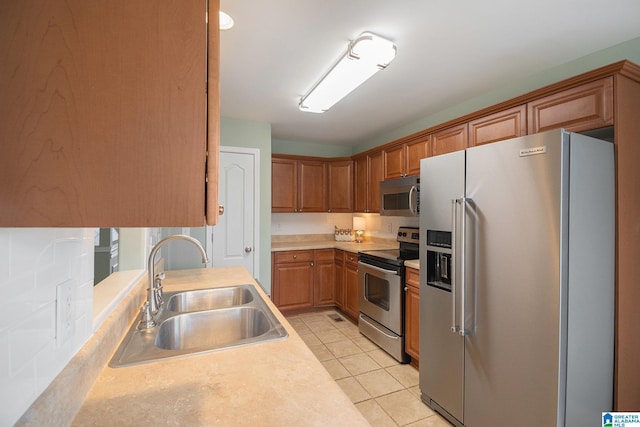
110,285,288,367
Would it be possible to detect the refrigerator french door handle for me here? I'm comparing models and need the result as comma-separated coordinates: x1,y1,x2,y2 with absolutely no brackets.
458,197,473,337
451,199,460,334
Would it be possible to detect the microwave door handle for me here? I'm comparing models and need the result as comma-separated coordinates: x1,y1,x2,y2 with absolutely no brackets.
409,185,417,215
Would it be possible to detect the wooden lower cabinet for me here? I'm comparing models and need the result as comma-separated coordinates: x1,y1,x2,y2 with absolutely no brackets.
344,252,360,321
334,250,345,309
314,249,335,306
404,267,420,364
273,248,359,313
272,250,315,310
272,248,359,321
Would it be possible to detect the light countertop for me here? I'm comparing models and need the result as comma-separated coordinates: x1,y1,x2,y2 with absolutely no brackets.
272,240,398,253
405,259,420,270
71,267,369,426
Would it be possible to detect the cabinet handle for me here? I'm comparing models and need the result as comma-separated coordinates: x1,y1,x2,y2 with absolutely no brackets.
310,262,314,267
404,286,408,291
293,255,297,260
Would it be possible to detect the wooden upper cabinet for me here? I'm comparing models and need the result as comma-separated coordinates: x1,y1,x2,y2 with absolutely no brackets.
527,77,613,134
368,152,383,213
431,123,468,157
354,152,382,213
0,0,219,227
469,105,527,147
327,160,353,213
383,139,426,180
298,160,326,212
406,138,429,176
354,156,369,213
383,145,406,180
271,158,298,212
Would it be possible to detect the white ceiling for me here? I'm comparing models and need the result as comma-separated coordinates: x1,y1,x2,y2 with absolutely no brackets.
219,0,640,147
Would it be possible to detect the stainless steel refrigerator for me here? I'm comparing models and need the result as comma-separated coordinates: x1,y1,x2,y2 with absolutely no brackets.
418,129,614,427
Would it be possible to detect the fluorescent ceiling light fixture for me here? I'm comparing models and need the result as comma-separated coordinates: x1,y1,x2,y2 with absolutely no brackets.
219,11,234,30
299,32,396,113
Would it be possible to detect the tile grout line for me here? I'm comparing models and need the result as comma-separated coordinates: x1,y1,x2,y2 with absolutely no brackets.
286,310,451,427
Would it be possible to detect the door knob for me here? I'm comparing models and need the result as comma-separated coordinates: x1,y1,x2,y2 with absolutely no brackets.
245,246,252,253
218,205,225,215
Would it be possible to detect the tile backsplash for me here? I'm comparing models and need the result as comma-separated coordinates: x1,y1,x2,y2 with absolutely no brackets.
0,228,94,426
271,213,419,240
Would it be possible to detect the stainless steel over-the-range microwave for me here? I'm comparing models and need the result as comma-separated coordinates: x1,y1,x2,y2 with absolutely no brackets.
380,176,419,216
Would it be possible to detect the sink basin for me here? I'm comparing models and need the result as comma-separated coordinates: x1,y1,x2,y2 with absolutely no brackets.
156,307,271,350
110,284,288,367
165,285,254,312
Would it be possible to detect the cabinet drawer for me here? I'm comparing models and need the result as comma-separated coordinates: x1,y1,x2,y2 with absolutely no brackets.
274,250,314,264
406,267,420,287
315,248,335,262
344,252,359,266
527,77,613,134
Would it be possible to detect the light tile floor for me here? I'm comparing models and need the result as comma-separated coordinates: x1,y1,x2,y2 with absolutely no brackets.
285,310,453,427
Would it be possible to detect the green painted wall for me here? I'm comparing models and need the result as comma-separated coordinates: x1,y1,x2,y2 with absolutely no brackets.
272,138,353,157
220,117,273,292
355,36,640,153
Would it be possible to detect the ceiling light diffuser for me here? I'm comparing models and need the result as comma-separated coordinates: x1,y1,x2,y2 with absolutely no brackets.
299,32,396,113
219,11,234,30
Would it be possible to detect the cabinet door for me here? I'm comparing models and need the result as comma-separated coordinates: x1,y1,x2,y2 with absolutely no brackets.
0,0,214,227
527,78,613,134
368,151,383,213
327,160,353,213
406,138,429,176
469,105,526,147
272,158,298,212
344,253,360,320
431,123,468,156
354,156,368,213
298,160,326,212
383,145,406,180
314,249,335,306
405,267,420,361
273,262,314,310
334,251,345,309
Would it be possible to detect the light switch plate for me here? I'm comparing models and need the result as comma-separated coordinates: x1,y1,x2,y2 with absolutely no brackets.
56,282,74,348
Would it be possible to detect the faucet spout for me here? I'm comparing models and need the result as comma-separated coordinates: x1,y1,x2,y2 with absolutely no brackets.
139,234,209,330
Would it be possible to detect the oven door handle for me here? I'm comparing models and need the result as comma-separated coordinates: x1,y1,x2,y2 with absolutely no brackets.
357,261,399,276
359,315,401,340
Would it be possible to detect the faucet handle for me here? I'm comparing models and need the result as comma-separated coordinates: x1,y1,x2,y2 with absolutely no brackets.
137,301,156,330
155,272,166,281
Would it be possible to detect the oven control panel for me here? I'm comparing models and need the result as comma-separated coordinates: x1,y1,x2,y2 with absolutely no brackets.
397,227,419,244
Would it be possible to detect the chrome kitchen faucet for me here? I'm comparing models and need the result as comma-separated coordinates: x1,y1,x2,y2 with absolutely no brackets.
138,235,209,330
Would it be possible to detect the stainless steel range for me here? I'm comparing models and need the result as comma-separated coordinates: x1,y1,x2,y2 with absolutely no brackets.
358,226,419,363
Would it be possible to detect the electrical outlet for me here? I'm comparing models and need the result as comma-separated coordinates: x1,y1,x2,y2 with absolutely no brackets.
56,282,74,348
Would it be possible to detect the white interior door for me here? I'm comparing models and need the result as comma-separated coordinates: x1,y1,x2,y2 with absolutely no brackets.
207,147,260,277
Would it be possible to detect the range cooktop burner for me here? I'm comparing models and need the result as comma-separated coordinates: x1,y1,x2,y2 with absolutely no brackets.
358,227,419,267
